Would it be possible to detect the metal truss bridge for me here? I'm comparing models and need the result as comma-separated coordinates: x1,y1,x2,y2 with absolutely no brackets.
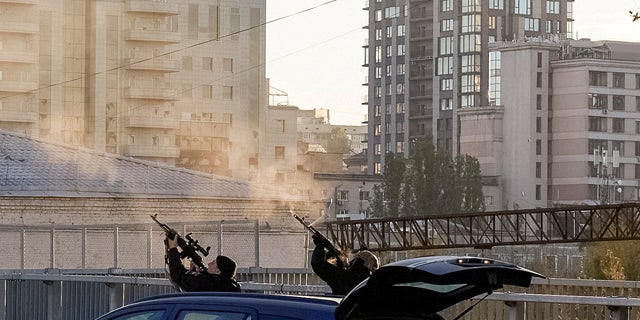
325,202,640,252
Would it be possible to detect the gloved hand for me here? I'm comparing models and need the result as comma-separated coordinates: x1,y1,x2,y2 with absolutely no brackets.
312,233,326,248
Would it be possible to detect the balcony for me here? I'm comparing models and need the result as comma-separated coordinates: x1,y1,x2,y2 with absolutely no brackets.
0,0,36,3
0,50,37,63
126,0,180,15
125,114,179,129
125,57,179,72
123,144,180,158
125,86,179,100
0,79,38,92
0,110,37,122
125,29,180,43
0,20,37,34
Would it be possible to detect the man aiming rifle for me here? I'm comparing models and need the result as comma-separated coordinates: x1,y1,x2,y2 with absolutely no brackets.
293,212,379,295
151,214,241,292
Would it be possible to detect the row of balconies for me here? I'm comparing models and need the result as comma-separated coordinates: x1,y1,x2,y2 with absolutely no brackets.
125,28,180,43
0,78,37,92
0,50,37,63
123,144,180,158
125,0,180,15
125,114,179,129
0,110,37,122
124,86,179,100
0,19,37,34
124,57,179,72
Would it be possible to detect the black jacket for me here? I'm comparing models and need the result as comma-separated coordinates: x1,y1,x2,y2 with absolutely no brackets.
311,245,371,295
167,248,241,292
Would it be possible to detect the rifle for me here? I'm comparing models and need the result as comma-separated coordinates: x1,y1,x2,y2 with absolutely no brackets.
293,212,348,267
151,214,211,271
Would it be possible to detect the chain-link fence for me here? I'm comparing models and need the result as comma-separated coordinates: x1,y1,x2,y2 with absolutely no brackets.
0,220,308,269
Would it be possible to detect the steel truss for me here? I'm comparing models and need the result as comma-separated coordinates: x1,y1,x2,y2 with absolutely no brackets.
325,202,640,252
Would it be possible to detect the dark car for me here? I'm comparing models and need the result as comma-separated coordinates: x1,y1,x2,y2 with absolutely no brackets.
96,255,544,320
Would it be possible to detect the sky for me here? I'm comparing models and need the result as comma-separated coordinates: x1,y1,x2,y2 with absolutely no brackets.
266,0,640,126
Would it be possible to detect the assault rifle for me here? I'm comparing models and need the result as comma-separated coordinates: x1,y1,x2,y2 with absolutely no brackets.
151,214,211,271
293,212,348,268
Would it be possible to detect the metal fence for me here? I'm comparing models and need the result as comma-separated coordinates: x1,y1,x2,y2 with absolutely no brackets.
0,220,309,270
1,269,640,320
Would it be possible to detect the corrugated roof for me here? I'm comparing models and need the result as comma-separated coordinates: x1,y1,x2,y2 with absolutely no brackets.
0,130,279,199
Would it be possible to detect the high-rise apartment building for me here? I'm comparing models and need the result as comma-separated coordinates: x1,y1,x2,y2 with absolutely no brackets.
365,0,574,174
460,39,640,210
0,0,266,180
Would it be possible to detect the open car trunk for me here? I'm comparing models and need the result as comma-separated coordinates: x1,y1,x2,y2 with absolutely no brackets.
337,256,545,320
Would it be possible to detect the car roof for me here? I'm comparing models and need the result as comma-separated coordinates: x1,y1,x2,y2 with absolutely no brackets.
98,292,340,320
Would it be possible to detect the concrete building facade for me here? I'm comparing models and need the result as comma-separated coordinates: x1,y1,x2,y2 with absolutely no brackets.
365,0,574,174
459,39,640,210
0,0,266,181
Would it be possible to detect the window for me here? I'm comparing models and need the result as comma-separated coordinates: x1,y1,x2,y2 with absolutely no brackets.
203,85,213,99
536,117,541,133
397,63,405,75
203,57,213,71
489,51,501,106
441,19,454,32
375,28,382,40
489,0,504,9
636,141,640,156
437,57,453,75
536,72,542,88
386,65,392,76
488,16,497,29
386,45,392,57
374,143,381,154
396,102,405,113
461,15,482,33
276,119,285,132
536,94,542,110
536,185,541,200
275,146,285,159
222,86,233,100
177,310,250,320
612,118,625,133
589,71,607,86
637,96,640,111
612,95,625,110
589,94,608,109
636,74,640,89
613,73,625,88
396,121,404,133
440,98,453,110
375,10,382,21
536,139,542,155
109,310,165,320
537,52,543,68
461,0,481,12
375,86,381,98
461,55,480,73
441,78,453,91
441,0,453,12
546,0,560,14
386,26,393,38
439,36,453,54
536,162,542,178
374,124,381,136
223,58,233,72
375,46,382,63
459,34,481,53
374,162,381,174
396,83,404,94
461,74,480,93
524,18,539,31
397,24,405,36
514,0,531,14
613,140,625,156
375,105,381,116
396,141,404,153
397,44,405,56
385,6,401,18
375,67,382,79
589,116,607,132
460,94,477,108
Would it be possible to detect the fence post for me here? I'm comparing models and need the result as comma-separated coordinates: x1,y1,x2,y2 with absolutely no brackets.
254,220,260,267
45,269,62,320
114,227,119,268
504,300,525,320
0,279,5,320
608,306,629,320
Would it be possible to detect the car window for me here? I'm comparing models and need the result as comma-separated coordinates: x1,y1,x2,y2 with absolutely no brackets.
108,310,165,320
177,311,251,320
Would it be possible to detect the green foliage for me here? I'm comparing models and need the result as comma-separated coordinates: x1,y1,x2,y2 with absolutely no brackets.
369,184,385,218
371,137,484,217
326,128,350,154
584,241,640,280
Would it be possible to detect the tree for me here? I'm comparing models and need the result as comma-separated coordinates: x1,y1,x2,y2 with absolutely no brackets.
382,152,405,217
583,240,640,280
326,128,350,154
370,137,484,218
